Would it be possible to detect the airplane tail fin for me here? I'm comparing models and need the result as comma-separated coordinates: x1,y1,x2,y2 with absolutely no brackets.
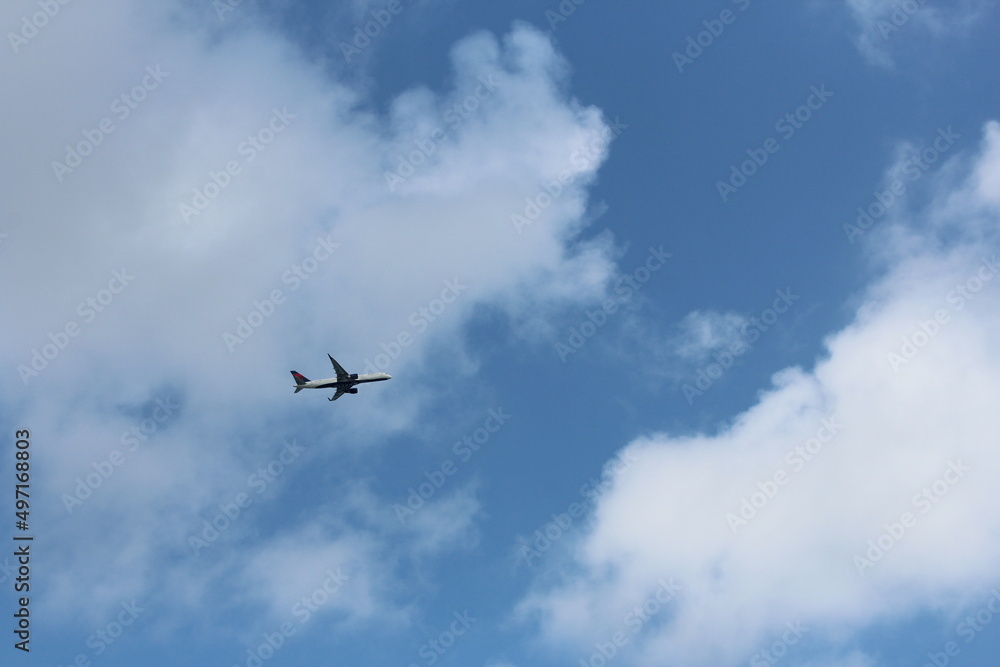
291,371,309,393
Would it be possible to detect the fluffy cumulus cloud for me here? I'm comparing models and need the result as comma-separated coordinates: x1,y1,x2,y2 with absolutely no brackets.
519,122,1000,665
0,1,615,631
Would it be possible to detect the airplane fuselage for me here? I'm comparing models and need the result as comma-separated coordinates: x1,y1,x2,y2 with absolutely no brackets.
291,355,391,401
299,373,391,390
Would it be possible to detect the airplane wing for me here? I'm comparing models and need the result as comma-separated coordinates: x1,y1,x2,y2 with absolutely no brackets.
329,388,346,402
328,354,350,381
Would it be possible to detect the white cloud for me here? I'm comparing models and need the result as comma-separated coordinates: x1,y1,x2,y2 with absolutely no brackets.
845,0,989,67
398,484,482,554
0,2,618,628
238,526,395,628
799,654,878,667
974,121,1000,207
670,310,749,362
518,122,1000,665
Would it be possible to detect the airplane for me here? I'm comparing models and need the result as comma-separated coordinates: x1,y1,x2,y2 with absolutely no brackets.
291,354,392,401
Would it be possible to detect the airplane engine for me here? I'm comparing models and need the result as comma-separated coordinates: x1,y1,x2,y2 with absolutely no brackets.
347,388,358,394
350,373,358,380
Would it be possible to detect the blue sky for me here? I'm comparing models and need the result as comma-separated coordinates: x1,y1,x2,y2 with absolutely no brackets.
3,1,1000,666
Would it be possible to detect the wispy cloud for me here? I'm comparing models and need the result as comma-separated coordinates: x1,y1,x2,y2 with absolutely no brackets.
670,310,749,361
845,0,991,67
